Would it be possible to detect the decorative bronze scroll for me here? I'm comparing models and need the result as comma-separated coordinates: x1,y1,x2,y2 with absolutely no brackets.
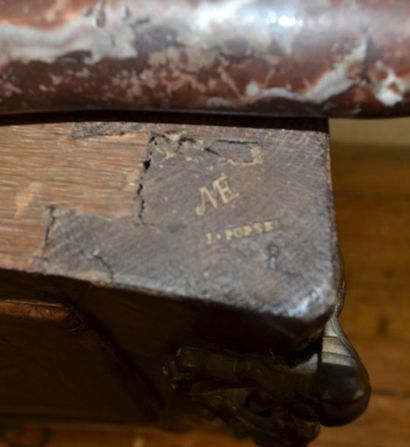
0,0,409,117
167,302,371,447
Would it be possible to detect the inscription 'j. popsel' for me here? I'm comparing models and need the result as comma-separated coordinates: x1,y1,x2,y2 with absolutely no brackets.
206,219,280,245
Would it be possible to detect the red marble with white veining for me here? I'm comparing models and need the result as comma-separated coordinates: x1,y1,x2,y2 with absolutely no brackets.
0,0,409,117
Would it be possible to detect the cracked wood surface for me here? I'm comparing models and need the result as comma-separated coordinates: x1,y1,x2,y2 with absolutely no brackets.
0,115,338,346
0,124,407,447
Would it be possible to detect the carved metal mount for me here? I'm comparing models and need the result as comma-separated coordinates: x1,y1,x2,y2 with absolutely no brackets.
166,296,370,446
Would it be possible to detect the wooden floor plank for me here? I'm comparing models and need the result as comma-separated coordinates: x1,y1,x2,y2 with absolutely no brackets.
344,338,410,394
3,394,408,447
319,395,410,447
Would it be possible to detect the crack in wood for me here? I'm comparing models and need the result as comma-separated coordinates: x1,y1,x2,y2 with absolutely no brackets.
41,207,116,284
70,121,143,139
135,134,155,224
80,248,115,284
42,205,57,260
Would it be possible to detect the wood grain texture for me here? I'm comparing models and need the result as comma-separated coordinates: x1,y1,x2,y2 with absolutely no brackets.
0,121,149,264
0,116,338,346
0,131,406,446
